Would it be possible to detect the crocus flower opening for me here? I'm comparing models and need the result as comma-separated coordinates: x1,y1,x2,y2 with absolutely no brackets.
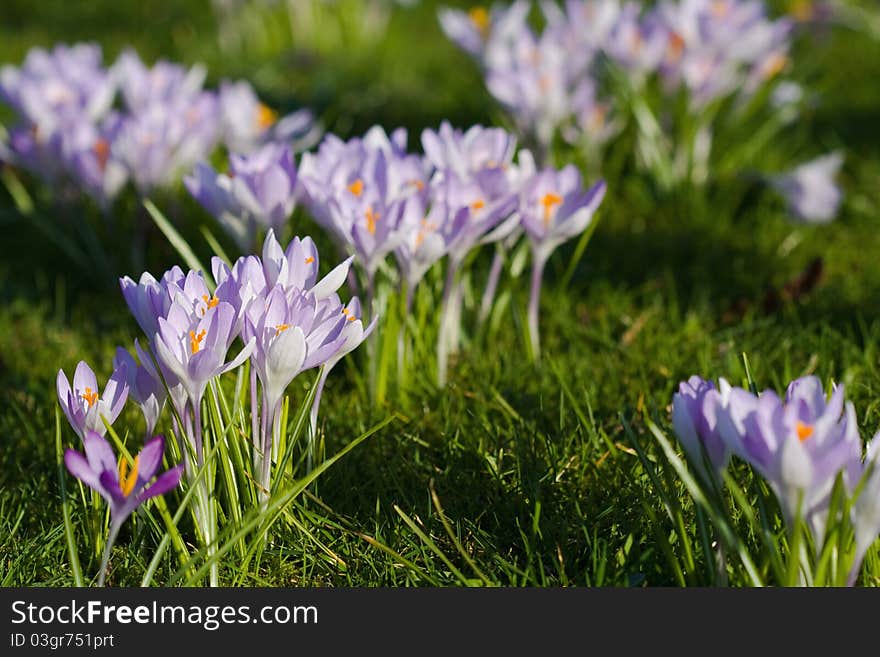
113,346,167,436
64,432,183,585
671,375,734,485
672,374,866,557
219,79,321,154
520,167,606,359
185,143,298,252
57,360,129,440
741,376,863,546
772,152,844,224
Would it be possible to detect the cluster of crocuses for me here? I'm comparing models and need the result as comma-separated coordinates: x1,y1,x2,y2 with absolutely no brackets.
439,0,844,222
187,123,606,380
0,42,318,207
672,374,880,584
440,0,794,153
57,230,372,582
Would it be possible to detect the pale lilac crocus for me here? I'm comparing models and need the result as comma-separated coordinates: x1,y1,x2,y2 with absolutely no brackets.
852,434,880,585
65,114,129,207
119,266,186,338
299,133,417,292
153,299,255,461
112,94,221,195
734,376,863,547
771,152,844,224
520,166,606,358
64,431,183,585
112,49,206,112
57,360,129,440
218,79,321,154
113,347,167,436
185,143,298,251
671,375,734,485
0,42,115,130
242,285,350,493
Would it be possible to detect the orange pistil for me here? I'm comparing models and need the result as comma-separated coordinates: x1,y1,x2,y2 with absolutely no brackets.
202,294,219,309
415,218,437,248
304,256,315,265
118,455,140,497
468,7,490,35
796,421,814,443
408,179,426,191
762,53,788,80
255,102,277,130
341,308,357,322
365,207,380,235
275,324,291,336
347,179,365,197
93,138,110,172
470,199,486,212
189,329,207,355
711,0,729,18
540,192,563,226
667,32,686,61
81,387,99,408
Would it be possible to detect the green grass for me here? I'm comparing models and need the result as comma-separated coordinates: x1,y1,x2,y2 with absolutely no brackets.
1,0,880,586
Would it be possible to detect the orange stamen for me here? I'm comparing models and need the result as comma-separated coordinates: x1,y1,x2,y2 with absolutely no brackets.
93,138,110,172
255,102,277,130
118,455,140,497
470,199,486,212
763,53,788,80
348,179,364,197
365,207,380,234
668,32,685,61
275,324,291,336
81,387,99,408
796,421,814,442
468,7,490,35
189,329,207,355
304,256,315,265
540,192,563,226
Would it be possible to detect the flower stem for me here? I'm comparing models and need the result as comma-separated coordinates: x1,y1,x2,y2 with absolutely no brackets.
479,248,505,324
437,260,460,386
528,252,546,362
308,366,330,473
97,521,121,587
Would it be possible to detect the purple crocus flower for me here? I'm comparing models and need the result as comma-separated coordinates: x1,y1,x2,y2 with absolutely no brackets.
731,376,863,545
112,93,221,195
112,49,206,112
185,143,298,251
0,42,115,129
120,266,186,338
113,347,167,436
299,130,422,286
57,360,129,440
64,431,183,584
671,375,734,483
64,114,129,207
218,79,321,154
520,166,606,358
242,285,354,492
154,300,254,407
852,434,880,584
771,152,844,224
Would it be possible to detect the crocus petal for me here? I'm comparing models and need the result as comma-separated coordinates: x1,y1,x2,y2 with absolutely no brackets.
136,464,184,504
83,430,118,474
64,449,101,490
136,435,165,483
310,256,354,300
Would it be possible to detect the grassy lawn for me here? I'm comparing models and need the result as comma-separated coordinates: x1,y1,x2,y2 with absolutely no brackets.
1,0,879,586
